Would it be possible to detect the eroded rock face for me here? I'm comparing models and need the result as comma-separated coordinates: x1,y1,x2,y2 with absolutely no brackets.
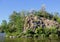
24,14,60,32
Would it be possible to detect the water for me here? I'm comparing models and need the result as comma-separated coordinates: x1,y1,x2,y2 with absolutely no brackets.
4,38,60,42
0,33,60,42
0,33,5,42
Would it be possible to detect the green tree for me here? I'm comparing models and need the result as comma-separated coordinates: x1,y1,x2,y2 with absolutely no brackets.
0,20,7,33
9,11,25,34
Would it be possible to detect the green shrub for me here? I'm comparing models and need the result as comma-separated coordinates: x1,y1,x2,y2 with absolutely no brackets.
35,27,43,34
49,34,58,39
49,27,57,34
40,34,45,40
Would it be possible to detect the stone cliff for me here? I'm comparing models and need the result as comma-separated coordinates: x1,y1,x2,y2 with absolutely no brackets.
24,14,60,32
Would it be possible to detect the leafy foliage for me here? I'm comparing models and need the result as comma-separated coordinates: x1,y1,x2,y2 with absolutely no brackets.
0,8,60,38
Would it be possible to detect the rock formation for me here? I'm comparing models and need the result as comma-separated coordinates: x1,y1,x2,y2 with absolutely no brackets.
24,14,60,32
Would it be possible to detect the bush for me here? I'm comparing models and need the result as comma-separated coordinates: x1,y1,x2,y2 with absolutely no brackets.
40,34,45,40
23,29,35,37
43,28,50,37
49,27,57,34
34,34,39,37
57,18,60,24
49,34,58,39
35,27,43,34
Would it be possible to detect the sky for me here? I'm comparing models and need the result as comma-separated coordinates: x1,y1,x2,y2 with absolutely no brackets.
0,0,60,24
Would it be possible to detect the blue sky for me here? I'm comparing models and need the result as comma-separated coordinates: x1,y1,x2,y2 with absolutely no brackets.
0,0,60,24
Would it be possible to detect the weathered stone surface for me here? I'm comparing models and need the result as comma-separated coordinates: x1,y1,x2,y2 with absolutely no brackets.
24,14,60,31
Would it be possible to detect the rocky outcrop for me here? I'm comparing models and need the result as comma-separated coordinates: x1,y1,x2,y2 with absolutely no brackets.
24,14,60,32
